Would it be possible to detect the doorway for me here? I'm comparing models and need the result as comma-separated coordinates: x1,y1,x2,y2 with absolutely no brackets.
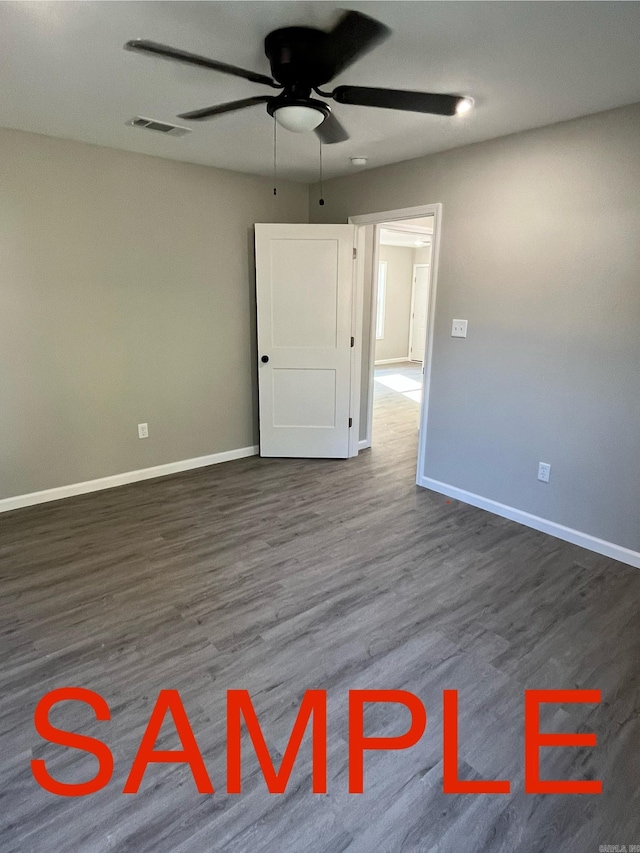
350,204,441,483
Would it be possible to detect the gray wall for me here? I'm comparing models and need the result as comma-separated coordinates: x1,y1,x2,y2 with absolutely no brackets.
311,103,640,552
0,128,308,499
375,245,414,362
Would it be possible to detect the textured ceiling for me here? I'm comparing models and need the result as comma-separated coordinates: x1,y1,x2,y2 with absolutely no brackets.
2,1,640,181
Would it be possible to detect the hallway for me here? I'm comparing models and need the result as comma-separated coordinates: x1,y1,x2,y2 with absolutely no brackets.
372,361,423,457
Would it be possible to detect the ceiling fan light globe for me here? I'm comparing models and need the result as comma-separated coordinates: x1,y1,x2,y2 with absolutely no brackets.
274,105,326,133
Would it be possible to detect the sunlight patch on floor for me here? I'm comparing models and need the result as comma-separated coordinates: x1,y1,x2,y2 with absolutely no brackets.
375,373,422,403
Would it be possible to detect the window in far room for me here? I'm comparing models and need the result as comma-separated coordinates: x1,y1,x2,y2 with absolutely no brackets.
376,260,387,339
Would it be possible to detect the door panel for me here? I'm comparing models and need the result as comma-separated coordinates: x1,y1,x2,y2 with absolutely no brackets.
255,224,355,458
272,369,336,427
270,240,339,348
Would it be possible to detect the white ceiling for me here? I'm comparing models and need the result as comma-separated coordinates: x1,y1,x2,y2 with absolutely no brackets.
2,2,640,182
380,229,430,248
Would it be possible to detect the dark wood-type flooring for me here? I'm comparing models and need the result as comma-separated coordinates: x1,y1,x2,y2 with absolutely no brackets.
1,363,639,852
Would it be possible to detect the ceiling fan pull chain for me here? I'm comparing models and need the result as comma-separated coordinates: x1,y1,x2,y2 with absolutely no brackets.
318,137,325,206
273,116,278,196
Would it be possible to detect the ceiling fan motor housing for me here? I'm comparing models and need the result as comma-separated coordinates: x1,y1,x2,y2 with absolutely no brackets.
264,27,335,89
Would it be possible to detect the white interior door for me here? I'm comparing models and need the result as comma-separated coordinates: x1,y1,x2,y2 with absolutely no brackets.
255,223,355,458
410,264,430,363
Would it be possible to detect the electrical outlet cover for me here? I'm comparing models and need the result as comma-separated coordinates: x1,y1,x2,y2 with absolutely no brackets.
538,462,551,482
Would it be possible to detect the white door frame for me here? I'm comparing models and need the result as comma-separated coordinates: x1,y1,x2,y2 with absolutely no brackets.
348,226,365,458
348,204,443,485
409,263,430,363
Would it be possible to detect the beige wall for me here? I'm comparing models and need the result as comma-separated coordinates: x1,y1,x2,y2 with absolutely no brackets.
375,245,414,362
311,103,640,553
0,128,308,499
413,245,432,267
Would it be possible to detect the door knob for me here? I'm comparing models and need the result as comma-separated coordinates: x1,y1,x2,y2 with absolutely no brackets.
261,355,269,363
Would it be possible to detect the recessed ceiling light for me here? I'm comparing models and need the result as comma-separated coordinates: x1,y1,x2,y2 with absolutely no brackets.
455,97,474,116
350,157,367,167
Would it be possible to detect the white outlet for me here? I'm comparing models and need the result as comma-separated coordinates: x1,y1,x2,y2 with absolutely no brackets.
451,319,468,338
138,423,149,439
538,462,551,483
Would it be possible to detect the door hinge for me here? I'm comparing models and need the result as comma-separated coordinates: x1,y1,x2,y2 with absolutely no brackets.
350,336,355,347
349,417,353,428
353,247,357,260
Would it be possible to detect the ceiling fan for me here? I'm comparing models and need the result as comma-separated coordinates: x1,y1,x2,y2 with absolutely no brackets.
124,10,473,144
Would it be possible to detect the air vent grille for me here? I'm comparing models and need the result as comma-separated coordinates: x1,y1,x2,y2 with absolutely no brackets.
127,117,191,137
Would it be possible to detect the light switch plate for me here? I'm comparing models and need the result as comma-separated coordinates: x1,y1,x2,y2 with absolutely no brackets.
451,319,468,338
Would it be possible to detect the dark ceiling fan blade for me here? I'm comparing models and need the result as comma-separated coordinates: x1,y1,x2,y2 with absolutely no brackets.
315,111,349,144
332,86,462,116
124,40,279,88
324,11,391,79
178,96,273,121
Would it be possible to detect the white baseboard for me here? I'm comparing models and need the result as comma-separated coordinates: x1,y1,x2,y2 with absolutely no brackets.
418,476,640,570
0,445,259,514
374,356,411,365
358,439,371,450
